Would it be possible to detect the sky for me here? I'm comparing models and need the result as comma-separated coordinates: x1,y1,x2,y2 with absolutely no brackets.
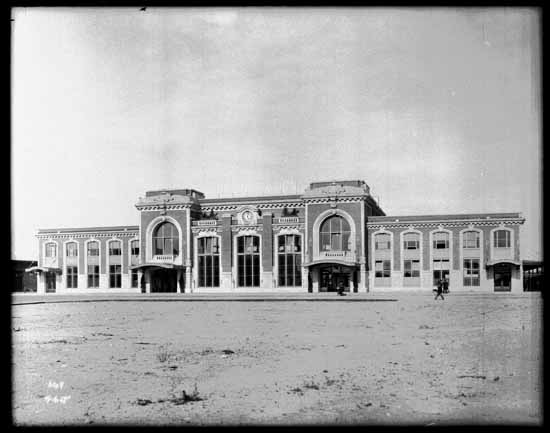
11,7,541,260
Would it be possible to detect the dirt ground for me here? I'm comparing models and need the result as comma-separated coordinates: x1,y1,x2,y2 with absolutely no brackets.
12,293,542,425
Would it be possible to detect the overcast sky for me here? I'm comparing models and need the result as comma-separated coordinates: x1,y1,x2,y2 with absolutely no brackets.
11,7,541,260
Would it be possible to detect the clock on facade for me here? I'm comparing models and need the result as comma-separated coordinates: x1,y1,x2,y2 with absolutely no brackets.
242,211,254,223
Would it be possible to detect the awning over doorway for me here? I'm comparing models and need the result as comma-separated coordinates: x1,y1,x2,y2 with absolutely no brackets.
129,263,186,271
303,259,358,268
25,266,61,274
485,259,521,267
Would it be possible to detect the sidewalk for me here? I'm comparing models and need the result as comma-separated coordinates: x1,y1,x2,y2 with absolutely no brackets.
11,291,540,305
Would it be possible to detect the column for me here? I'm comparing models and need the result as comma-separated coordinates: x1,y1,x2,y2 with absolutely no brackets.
138,270,144,293
185,260,192,293
177,269,183,293
37,273,45,294
359,262,368,293
144,270,151,293
221,214,233,290
261,213,273,289
311,268,319,293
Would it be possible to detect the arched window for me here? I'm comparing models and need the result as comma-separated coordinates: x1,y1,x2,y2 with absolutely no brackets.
109,240,122,256
403,233,420,250
87,241,99,256
130,240,140,256
237,235,260,287
494,230,511,248
433,232,449,249
153,222,179,256
319,216,351,252
45,242,57,257
198,237,220,287
374,233,391,250
278,235,301,287
66,242,78,257
463,231,480,248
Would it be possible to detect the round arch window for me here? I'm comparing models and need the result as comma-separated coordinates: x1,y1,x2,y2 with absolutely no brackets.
153,222,179,256
319,215,351,252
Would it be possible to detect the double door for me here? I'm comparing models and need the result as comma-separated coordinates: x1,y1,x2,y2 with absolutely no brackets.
45,273,56,293
494,263,512,292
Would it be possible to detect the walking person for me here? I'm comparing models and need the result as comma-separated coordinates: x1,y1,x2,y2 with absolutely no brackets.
337,280,346,296
443,276,450,294
434,278,445,300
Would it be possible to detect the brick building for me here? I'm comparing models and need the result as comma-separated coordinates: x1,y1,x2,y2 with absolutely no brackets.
27,180,525,294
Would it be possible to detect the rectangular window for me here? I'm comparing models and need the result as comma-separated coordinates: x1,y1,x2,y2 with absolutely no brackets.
131,241,139,256
463,259,480,286
463,231,480,249
375,260,391,278
404,260,420,278
109,265,122,288
66,266,78,288
433,259,450,285
375,234,391,250
87,265,99,288
131,269,139,288
494,230,511,248
197,237,220,288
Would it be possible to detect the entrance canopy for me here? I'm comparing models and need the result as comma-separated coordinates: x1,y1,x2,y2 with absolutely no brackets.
25,266,61,274
303,259,358,268
129,263,186,271
486,259,521,267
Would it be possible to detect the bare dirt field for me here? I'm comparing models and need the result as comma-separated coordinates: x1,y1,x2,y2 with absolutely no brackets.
12,293,542,425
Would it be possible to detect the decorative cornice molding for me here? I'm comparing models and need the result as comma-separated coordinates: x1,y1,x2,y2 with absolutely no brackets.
231,226,263,233
201,202,304,212
303,197,365,204
37,232,137,240
191,227,222,235
367,219,524,230
273,225,304,233
136,204,193,211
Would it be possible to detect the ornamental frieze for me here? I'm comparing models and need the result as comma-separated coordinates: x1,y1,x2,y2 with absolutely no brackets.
37,232,138,239
366,220,524,230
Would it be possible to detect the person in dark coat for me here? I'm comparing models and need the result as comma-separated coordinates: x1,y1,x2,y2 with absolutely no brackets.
337,281,346,296
434,278,445,300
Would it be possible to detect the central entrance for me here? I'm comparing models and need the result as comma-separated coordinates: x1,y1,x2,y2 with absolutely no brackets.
319,265,356,292
45,272,56,293
151,269,178,293
494,263,512,292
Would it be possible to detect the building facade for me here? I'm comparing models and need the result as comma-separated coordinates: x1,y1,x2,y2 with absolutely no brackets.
28,180,525,294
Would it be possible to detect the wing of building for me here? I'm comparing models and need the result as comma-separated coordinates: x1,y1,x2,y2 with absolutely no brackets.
28,180,526,294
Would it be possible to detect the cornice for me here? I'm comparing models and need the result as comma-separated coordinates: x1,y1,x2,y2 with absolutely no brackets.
367,219,524,229
136,204,194,211
37,231,137,240
201,202,304,212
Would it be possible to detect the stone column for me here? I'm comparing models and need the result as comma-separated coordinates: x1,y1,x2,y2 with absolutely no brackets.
311,268,320,293
261,213,273,289
37,273,45,294
144,270,151,293
302,266,309,291
177,269,183,293
138,270,144,293
359,262,368,293
185,260,192,293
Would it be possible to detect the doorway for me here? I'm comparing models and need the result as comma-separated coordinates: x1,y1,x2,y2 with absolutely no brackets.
320,265,354,292
45,272,56,293
151,269,178,293
494,263,512,292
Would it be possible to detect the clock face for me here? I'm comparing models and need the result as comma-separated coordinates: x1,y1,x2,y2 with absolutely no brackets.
243,211,253,222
